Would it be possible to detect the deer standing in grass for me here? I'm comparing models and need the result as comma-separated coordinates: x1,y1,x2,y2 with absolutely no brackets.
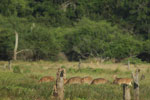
113,75,133,86
91,78,108,85
81,76,93,84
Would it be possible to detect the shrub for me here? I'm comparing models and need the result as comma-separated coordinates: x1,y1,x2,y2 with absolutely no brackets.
24,25,60,61
0,29,14,60
13,66,21,73
63,18,117,60
61,65,66,69
121,57,143,64
63,18,142,61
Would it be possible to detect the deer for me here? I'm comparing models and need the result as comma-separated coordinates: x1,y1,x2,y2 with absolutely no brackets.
81,76,93,84
38,76,55,83
64,78,68,84
65,76,82,85
112,75,133,86
91,78,109,85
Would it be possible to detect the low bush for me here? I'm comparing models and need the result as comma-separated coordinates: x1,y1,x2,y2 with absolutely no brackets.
13,66,21,73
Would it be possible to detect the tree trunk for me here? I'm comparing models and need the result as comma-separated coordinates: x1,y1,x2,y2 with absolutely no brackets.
53,68,65,100
78,59,81,71
123,84,131,100
3,64,7,70
13,31,18,61
56,77,64,100
128,60,130,70
132,69,140,100
8,60,11,70
148,25,150,39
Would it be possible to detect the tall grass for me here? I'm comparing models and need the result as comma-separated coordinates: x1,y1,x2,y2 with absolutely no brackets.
0,62,150,100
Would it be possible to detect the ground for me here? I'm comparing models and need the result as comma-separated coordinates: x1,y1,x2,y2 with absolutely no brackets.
0,60,150,100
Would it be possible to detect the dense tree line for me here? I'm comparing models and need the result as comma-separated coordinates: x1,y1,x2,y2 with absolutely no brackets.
0,0,150,62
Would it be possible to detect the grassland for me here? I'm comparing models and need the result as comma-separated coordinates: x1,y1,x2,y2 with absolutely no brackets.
0,61,150,100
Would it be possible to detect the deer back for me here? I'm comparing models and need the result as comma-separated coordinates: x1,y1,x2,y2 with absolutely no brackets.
91,78,108,85
65,77,82,85
81,76,93,84
113,78,133,85
39,76,55,83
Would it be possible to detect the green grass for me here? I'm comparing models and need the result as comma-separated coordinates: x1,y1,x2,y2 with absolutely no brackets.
0,62,150,100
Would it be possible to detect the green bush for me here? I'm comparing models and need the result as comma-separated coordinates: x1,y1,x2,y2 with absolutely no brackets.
122,57,143,64
0,29,14,60
63,18,142,61
25,25,60,61
61,65,66,69
0,16,61,61
107,35,142,60
13,66,21,73
67,67,113,75
0,16,147,62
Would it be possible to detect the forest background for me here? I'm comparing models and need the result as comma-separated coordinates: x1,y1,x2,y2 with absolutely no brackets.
0,0,150,63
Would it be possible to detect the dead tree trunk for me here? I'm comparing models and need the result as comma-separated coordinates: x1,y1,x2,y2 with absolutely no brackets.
56,76,64,100
78,59,81,71
13,31,18,61
13,31,30,61
53,68,65,100
8,60,12,70
132,69,140,100
123,84,131,100
128,60,130,70
3,64,7,70
30,23,35,32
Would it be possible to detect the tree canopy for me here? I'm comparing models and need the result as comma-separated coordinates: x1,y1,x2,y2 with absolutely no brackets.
0,0,150,62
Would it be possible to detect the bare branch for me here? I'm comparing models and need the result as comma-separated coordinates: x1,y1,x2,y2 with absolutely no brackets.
16,49,30,54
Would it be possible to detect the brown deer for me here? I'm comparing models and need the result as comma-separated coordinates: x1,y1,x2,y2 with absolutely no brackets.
39,76,55,83
64,78,68,84
91,78,108,85
65,77,82,85
113,75,133,86
81,76,93,84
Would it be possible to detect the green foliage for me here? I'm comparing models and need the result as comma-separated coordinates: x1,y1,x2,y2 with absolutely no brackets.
64,18,142,61
0,29,14,60
0,0,30,17
0,0,150,62
113,68,121,74
108,35,143,60
26,26,60,60
143,40,150,53
65,84,122,100
67,67,114,75
122,57,143,65
61,65,66,69
0,16,61,60
23,68,31,73
13,66,21,73
0,16,147,62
